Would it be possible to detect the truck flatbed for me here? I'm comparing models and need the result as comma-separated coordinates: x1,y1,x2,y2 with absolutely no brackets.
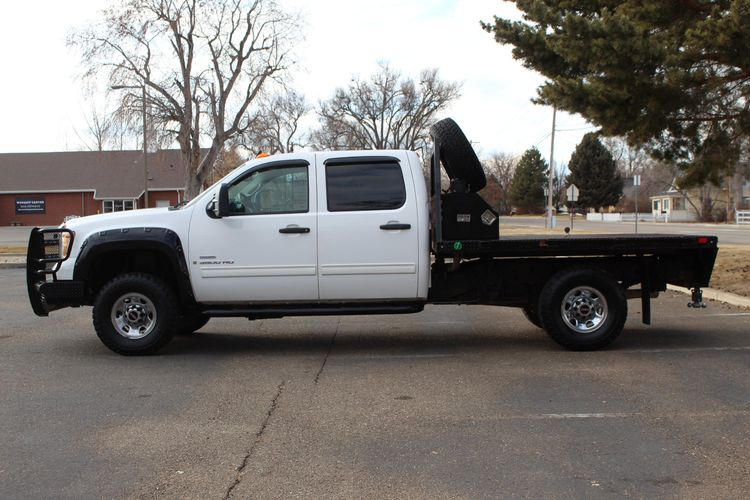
436,233,718,258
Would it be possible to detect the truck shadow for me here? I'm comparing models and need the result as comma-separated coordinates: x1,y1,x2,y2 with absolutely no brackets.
163,326,734,357
167,329,549,356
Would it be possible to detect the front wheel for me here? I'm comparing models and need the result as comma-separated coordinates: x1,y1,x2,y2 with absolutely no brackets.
522,304,543,329
538,268,627,350
176,313,210,335
92,273,178,355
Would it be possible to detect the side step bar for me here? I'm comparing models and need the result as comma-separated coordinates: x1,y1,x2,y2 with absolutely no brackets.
202,303,425,319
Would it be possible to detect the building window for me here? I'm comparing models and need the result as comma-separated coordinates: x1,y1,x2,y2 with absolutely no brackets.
673,197,684,210
653,200,660,211
103,199,136,213
663,199,670,210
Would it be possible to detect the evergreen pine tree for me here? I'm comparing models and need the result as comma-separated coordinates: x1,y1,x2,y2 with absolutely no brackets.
509,147,548,213
483,1,749,186
567,133,623,210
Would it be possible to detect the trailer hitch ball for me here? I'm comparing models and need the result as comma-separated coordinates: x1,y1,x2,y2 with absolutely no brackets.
688,287,707,308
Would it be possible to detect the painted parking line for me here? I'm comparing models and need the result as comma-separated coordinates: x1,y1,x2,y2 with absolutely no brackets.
621,346,750,353
531,413,640,419
340,354,455,360
478,409,750,421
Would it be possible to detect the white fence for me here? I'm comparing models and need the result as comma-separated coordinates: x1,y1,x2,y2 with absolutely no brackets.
621,213,654,222
586,213,654,222
738,210,750,225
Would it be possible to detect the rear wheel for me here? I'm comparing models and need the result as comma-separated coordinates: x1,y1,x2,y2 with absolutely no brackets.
92,273,178,355
539,268,627,350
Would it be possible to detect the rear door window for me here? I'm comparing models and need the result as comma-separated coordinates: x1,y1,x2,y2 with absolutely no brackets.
326,162,406,212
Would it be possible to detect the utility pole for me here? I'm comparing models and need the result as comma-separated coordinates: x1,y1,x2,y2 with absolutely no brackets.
141,84,148,209
111,83,148,209
546,106,557,229
634,174,641,233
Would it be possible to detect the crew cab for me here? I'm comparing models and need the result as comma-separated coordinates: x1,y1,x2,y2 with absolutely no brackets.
27,119,718,355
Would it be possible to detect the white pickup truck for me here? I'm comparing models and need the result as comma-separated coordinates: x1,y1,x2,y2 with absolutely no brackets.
28,119,718,355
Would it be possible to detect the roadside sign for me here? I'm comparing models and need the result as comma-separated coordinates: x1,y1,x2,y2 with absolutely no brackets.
566,184,579,202
634,175,641,186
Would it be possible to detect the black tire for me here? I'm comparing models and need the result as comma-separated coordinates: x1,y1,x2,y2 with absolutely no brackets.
92,273,178,355
175,313,210,335
522,305,543,329
429,118,486,192
538,268,627,350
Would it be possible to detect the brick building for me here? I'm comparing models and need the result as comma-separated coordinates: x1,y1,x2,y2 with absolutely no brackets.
0,150,187,226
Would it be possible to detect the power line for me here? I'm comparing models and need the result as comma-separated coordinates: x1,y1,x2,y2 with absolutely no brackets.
532,124,597,148
532,131,552,147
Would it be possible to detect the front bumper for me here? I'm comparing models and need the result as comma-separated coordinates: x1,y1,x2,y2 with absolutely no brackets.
26,228,86,316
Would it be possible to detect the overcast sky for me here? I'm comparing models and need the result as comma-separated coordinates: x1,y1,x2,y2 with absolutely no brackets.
0,0,597,167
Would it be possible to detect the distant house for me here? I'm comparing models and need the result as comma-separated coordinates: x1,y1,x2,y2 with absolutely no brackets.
0,150,187,226
649,178,750,222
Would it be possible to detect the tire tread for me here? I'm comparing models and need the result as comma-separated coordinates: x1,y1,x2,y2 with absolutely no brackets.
92,272,178,355
430,118,486,192
538,267,627,350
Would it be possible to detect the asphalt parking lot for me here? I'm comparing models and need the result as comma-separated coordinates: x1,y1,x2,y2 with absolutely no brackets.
2,267,749,499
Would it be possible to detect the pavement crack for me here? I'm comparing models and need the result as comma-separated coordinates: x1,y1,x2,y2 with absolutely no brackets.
314,320,339,385
223,380,286,500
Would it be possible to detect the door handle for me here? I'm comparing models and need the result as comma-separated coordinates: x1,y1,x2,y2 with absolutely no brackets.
379,223,411,230
279,226,310,234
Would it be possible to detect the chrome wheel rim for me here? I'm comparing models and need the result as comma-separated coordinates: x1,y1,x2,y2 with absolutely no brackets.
561,286,608,334
110,293,157,339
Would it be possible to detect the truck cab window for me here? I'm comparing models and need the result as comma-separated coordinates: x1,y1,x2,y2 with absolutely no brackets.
227,164,308,215
326,162,406,211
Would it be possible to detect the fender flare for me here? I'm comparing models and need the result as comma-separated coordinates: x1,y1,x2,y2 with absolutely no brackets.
73,227,195,306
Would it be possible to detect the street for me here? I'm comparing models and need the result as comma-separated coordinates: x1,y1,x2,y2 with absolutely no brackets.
500,216,750,246
1,268,749,498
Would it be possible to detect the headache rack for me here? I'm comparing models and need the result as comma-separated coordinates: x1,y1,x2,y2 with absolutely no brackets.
26,227,81,316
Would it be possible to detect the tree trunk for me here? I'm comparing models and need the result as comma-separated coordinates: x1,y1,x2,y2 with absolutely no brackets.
732,170,743,221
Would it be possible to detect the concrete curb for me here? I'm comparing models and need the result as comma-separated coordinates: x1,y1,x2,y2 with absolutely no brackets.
0,255,25,269
667,284,750,309
0,263,26,269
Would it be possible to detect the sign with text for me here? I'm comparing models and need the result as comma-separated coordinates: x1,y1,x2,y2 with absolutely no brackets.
15,198,46,214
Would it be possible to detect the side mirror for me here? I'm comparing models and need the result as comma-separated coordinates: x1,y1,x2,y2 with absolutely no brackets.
218,184,230,217
205,184,230,219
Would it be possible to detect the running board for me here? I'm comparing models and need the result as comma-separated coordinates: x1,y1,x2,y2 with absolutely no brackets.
202,303,425,319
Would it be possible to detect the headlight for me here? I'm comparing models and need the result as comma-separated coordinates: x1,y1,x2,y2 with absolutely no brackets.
59,230,74,259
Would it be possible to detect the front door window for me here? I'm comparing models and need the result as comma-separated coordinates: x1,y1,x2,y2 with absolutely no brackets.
227,165,308,215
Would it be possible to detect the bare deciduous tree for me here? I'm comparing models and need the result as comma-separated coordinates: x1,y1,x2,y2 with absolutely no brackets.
241,88,309,154
208,143,247,184
312,64,461,151
70,0,298,198
602,136,648,177
482,152,517,215
75,104,124,152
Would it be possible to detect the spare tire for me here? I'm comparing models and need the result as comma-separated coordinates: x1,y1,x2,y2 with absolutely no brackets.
430,118,486,192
